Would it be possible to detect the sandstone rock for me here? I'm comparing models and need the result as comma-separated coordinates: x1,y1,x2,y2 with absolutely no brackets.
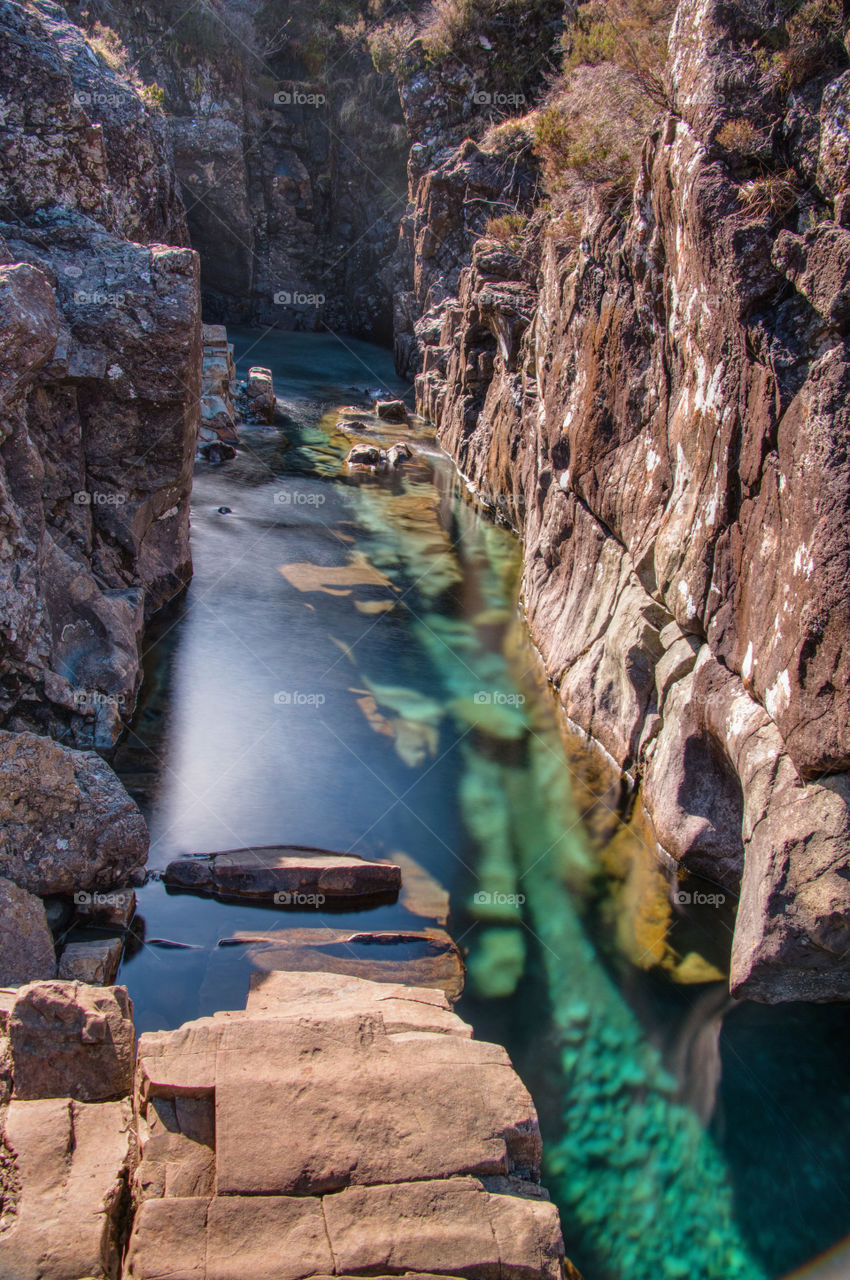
323,1177,566,1280
0,1096,133,1280
245,366,276,422
213,1018,540,1194
128,969,567,1280
163,846,401,901
9,980,135,1101
0,731,148,895
58,937,123,986
124,1195,335,1280
0,877,55,986
375,398,410,422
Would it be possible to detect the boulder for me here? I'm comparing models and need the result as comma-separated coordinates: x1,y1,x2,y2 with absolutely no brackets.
0,731,148,895
0,1097,134,1280
375,398,410,423
346,444,386,469
58,937,123,986
245,366,276,422
9,981,135,1101
163,846,401,901
387,441,413,468
0,877,55,986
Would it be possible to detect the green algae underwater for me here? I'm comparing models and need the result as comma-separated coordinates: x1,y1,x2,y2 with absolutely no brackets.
113,330,850,1280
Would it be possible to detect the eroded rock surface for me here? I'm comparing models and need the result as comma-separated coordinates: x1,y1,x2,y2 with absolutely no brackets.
163,846,402,901
0,0,200,747
0,878,55,987
0,731,148,895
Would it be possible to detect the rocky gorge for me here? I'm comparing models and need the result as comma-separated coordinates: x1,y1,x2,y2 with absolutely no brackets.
2,0,850,1276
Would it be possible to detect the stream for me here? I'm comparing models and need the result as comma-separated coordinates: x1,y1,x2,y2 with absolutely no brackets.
112,328,850,1280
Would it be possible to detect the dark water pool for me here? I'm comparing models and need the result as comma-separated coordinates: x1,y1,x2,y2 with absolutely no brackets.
112,328,850,1280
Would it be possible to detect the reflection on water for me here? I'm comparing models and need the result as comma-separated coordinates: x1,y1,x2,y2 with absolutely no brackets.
113,328,850,1280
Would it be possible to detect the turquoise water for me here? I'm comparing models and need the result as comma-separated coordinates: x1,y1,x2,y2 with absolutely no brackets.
113,329,850,1280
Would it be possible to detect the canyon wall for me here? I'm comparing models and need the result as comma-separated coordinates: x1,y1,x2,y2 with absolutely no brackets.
59,0,409,338
0,0,201,749
397,0,850,1001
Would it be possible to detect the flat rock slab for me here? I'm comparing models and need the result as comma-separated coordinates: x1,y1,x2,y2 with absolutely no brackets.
226,926,464,1000
214,1016,541,1193
124,1180,566,1280
163,846,401,901
0,1097,133,1280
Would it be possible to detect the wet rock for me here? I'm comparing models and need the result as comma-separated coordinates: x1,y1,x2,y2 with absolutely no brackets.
375,398,409,423
9,980,135,1102
58,937,123,986
225,926,464,1000
387,441,413,468
0,731,148,895
245,366,276,423
199,323,239,452
163,846,401,901
0,878,55,986
346,443,386,469
0,1096,134,1280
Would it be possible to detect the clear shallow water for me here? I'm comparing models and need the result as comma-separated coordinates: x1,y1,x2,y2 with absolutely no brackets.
113,329,850,1280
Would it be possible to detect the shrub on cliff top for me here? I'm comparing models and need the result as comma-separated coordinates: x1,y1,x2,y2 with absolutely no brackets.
562,0,675,108
484,212,528,246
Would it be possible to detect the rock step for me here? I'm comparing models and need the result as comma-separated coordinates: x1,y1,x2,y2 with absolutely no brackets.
224,926,464,1000
163,846,402,901
128,969,570,1280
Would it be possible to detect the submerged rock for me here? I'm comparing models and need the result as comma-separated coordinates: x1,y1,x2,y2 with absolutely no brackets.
0,731,149,896
224,926,464,1000
163,845,401,901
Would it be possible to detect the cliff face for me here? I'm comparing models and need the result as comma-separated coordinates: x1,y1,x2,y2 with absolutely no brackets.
58,0,409,338
401,0,850,1001
0,0,201,747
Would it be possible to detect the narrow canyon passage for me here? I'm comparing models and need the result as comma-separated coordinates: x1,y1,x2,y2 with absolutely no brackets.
111,331,850,1280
